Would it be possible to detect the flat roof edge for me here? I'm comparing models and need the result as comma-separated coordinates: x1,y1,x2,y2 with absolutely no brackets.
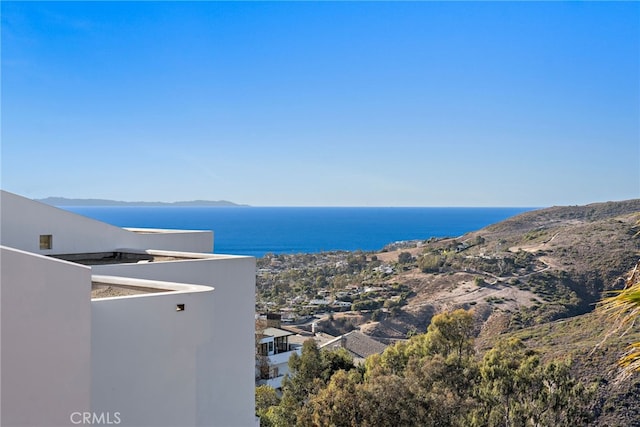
0,245,92,270
91,275,214,300
124,227,212,234
143,249,254,260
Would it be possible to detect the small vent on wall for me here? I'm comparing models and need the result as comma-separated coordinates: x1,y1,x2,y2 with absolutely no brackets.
176,304,185,312
39,234,52,250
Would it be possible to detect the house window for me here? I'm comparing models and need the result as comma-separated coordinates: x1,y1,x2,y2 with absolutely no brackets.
39,234,52,250
176,304,185,312
275,336,288,353
259,343,269,356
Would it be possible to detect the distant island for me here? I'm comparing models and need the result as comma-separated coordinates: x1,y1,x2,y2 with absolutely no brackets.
36,197,248,207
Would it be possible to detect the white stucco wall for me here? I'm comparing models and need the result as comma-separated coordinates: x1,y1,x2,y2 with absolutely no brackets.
91,281,216,427
1,246,92,427
0,191,213,254
1,191,255,426
92,255,256,427
257,352,299,390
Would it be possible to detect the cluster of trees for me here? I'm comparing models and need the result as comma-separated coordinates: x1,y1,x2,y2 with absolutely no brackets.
257,309,594,427
417,248,537,276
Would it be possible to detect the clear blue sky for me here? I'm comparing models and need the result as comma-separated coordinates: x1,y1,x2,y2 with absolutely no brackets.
2,1,638,207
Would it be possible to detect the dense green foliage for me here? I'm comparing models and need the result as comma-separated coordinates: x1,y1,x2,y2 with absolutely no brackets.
258,309,593,427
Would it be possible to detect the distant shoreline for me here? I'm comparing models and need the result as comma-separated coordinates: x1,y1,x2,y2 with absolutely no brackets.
36,197,248,207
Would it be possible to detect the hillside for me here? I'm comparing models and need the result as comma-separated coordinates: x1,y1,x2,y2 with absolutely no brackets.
258,200,640,337
256,199,640,425
36,196,247,207
360,199,640,337
476,310,640,426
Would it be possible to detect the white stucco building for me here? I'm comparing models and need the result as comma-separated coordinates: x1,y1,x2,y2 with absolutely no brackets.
255,326,302,390
0,190,256,427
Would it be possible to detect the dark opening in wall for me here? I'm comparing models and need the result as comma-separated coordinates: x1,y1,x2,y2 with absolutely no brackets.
39,234,52,250
176,304,185,312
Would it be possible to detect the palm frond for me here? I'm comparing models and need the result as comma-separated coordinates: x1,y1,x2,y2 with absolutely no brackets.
596,260,640,374
620,343,640,372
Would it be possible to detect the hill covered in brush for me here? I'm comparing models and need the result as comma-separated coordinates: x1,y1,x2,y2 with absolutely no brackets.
256,199,640,425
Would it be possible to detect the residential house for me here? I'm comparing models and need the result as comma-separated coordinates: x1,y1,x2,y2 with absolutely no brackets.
256,327,302,390
0,191,255,427
319,330,388,365
255,314,303,390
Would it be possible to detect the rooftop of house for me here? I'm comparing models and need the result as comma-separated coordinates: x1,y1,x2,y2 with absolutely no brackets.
257,327,295,339
320,331,388,361
53,251,200,266
287,332,337,348
51,249,240,266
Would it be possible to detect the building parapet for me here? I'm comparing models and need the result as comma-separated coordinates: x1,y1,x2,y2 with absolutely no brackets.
91,275,214,300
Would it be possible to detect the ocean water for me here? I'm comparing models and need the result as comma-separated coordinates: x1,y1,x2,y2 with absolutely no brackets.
63,206,536,258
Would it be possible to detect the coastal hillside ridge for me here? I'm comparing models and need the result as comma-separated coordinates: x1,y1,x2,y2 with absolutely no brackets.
256,198,640,425
36,196,248,207
257,198,640,335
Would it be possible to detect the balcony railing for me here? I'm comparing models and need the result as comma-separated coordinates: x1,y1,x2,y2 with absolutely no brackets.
257,376,284,389
267,348,301,366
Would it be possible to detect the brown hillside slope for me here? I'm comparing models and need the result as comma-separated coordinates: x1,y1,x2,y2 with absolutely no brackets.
380,200,640,336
